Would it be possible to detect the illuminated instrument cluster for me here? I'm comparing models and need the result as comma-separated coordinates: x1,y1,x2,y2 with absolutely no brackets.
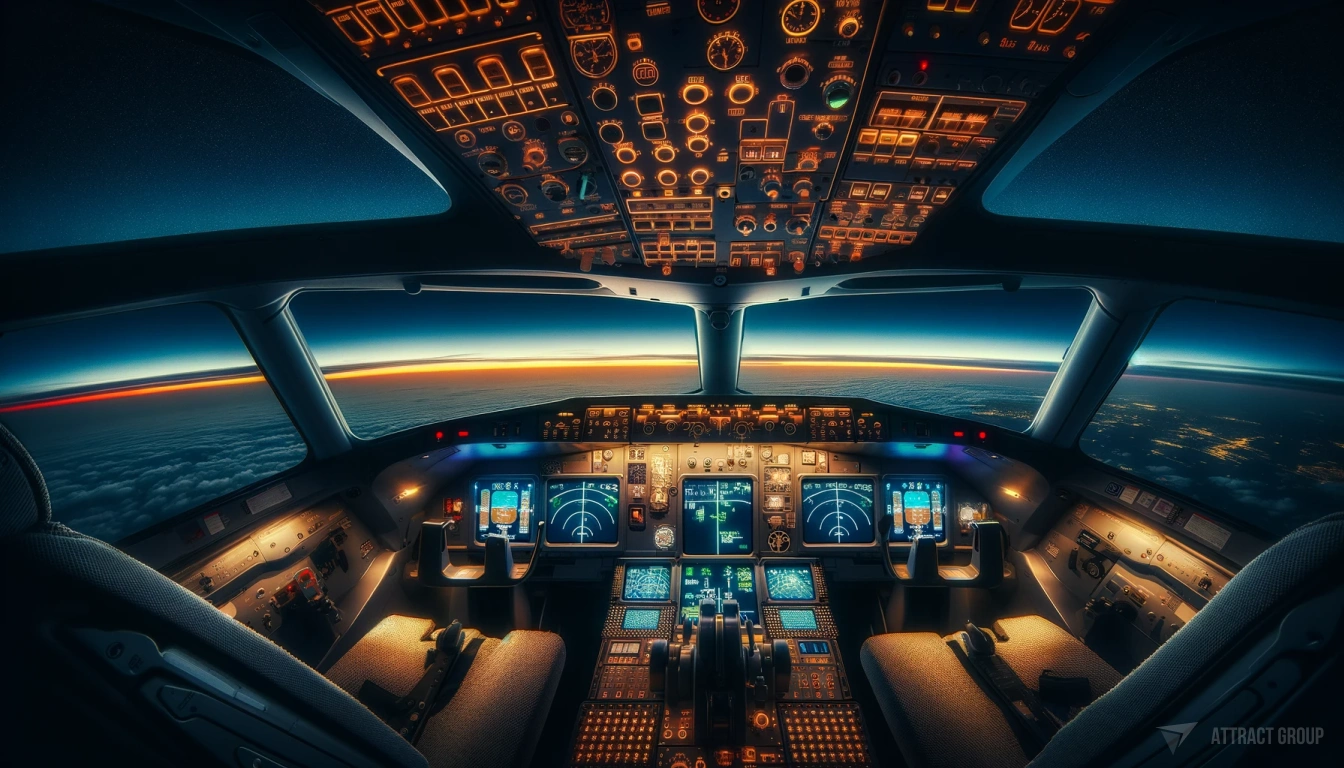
309,1,1124,276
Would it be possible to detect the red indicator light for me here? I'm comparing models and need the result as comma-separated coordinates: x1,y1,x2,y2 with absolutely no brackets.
953,430,965,438
919,59,929,71
457,430,470,438
434,430,444,440
978,431,987,440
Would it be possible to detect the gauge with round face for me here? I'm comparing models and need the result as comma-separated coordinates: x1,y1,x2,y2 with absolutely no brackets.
706,31,745,71
559,0,610,30
697,0,740,24
781,0,822,36
654,525,675,550
570,34,617,78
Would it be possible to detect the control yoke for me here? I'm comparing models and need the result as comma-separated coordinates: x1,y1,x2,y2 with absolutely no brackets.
877,518,1006,588
417,520,545,587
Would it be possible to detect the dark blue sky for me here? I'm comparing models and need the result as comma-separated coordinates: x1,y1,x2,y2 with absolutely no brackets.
1,1,448,254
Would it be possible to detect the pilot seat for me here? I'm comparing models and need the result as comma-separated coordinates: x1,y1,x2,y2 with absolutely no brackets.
1,423,564,768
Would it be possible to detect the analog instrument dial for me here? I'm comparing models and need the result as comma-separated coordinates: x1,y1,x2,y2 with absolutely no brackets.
781,0,822,37
706,31,745,71
559,0,610,31
570,35,617,78
697,0,740,24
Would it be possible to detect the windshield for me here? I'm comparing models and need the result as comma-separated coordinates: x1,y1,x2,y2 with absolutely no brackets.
290,291,701,438
1080,301,1344,538
738,289,1092,430
0,304,308,543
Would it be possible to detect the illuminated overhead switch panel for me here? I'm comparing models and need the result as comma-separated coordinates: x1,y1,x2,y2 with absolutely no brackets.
312,1,540,58
816,87,1023,262
309,2,628,266
889,0,1120,62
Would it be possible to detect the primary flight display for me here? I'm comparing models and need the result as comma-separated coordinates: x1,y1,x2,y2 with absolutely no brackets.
475,476,536,542
885,476,948,542
679,562,758,624
682,477,754,555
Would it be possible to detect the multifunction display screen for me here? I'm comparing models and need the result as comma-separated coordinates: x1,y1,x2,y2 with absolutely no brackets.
622,609,662,631
682,477,754,555
622,563,673,602
474,476,536,543
545,477,620,545
778,609,820,631
800,477,876,544
764,563,816,601
884,477,948,542
679,562,757,624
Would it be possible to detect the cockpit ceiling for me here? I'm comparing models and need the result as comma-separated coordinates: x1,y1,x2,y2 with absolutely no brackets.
0,0,450,255
983,3,1344,244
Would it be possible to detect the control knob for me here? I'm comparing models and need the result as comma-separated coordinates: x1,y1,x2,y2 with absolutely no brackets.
591,85,618,111
476,152,506,177
822,77,855,111
735,215,757,235
760,172,783,199
499,184,528,206
539,176,569,202
521,142,547,173
812,122,834,141
837,13,862,39
792,178,815,199
785,215,810,236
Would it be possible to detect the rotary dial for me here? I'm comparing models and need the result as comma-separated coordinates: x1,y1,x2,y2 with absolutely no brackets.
706,31,745,71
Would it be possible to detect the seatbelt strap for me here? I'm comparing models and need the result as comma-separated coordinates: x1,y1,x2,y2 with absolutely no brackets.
357,622,483,743
947,626,1061,755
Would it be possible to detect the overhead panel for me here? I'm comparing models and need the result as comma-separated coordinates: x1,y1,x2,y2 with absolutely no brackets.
307,1,1125,277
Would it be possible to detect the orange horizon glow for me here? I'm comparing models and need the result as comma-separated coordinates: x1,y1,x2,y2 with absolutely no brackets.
0,356,1044,413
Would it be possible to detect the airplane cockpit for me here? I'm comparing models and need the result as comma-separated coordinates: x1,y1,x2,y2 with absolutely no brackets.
3,1,1342,767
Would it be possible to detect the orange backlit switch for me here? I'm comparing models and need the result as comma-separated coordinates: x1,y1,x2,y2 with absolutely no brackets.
1009,0,1047,31
849,182,871,199
329,9,374,45
519,47,555,80
434,66,472,98
855,128,879,154
419,106,451,130
635,92,664,116
954,0,979,11
1037,0,1082,35
393,76,432,107
909,186,930,202
875,131,900,157
932,187,954,204
476,57,513,89
869,183,892,200
927,0,949,10
356,1,400,39
386,0,427,30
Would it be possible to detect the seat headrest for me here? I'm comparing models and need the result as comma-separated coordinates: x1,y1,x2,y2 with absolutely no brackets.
0,423,51,537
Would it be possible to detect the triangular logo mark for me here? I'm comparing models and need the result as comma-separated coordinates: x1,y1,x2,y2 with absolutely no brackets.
1157,722,1198,755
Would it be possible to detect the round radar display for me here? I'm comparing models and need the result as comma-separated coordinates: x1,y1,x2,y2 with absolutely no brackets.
800,477,876,544
545,477,620,544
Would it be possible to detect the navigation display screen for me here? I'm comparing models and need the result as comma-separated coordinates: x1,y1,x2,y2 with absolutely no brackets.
884,477,948,542
679,562,757,624
764,563,816,601
681,477,754,555
800,477,876,544
622,563,673,602
622,609,662,631
545,477,620,545
474,476,536,543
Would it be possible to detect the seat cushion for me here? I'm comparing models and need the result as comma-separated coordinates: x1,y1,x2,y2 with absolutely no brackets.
418,630,565,768
327,616,567,768
861,615,1120,768
994,616,1122,706
862,632,1030,768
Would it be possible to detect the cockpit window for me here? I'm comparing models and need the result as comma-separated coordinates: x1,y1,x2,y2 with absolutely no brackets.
1081,301,1344,538
737,289,1092,430
289,291,701,438
0,304,308,543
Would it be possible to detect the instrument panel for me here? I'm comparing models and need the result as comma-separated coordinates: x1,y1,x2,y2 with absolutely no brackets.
306,1,1129,277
